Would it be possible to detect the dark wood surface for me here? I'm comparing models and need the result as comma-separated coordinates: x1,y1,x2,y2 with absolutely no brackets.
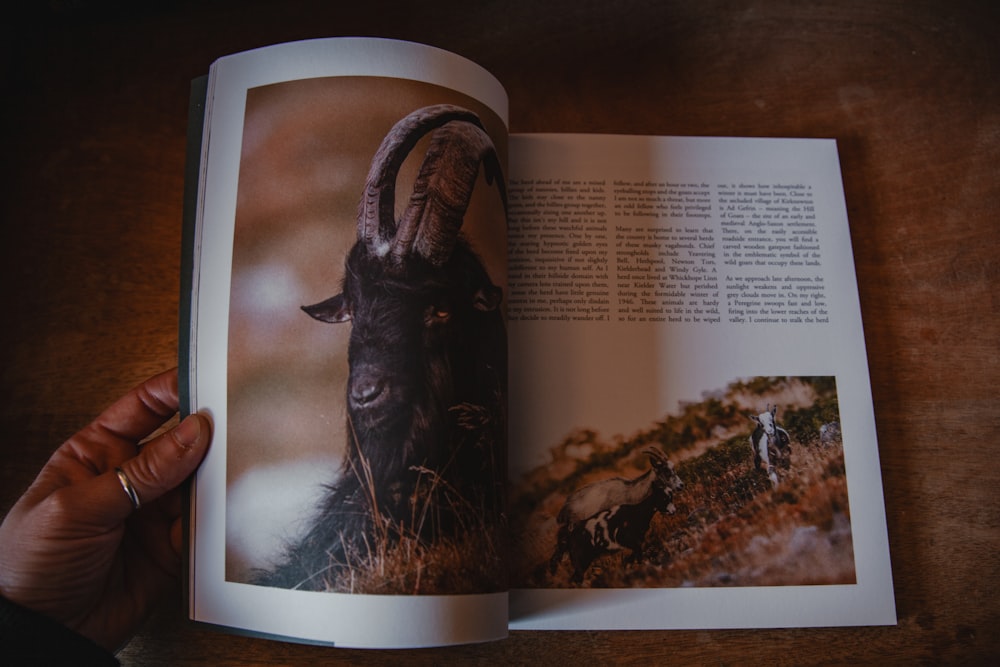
3,1,998,663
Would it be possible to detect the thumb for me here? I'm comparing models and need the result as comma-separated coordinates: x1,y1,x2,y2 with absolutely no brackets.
107,413,212,516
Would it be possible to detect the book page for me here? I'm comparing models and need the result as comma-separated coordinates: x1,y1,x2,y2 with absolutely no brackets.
506,134,895,630
185,38,510,648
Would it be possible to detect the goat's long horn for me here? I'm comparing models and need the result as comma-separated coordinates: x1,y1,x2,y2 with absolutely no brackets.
643,446,669,464
358,105,500,257
392,117,506,266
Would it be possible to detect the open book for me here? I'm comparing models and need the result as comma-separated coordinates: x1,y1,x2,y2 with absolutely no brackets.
181,37,896,648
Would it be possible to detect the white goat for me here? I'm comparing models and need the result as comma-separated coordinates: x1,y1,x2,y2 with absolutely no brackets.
749,404,791,488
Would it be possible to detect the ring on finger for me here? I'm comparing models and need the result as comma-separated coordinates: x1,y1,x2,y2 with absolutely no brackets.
115,467,142,511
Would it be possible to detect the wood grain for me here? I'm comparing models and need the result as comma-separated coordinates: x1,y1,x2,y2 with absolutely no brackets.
2,0,997,663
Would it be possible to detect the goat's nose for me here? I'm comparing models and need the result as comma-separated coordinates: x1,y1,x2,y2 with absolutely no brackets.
350,375,385,407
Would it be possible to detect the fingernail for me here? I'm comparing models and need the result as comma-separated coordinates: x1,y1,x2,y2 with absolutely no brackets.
174,414,202,449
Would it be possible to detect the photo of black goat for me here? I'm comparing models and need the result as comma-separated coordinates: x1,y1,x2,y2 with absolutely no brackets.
258,105,508,592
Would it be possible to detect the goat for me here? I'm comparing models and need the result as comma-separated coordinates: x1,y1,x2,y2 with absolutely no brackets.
820,421,841,446
748,404,791,488
549,446,683,574
260,105,508,590
566,481,676,584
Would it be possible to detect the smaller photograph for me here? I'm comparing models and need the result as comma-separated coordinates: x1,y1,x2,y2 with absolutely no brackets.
512,376,854,589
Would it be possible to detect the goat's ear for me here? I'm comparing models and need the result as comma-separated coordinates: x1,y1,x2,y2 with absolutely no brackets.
302,294,351,323
473,284,503,312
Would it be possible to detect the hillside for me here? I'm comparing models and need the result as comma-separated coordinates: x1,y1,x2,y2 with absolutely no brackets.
511,376,856,588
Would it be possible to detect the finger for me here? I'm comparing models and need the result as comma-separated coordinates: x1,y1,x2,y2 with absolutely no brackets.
87,368,181,450
59,368,182,477
117,413,212,510
32,414,212,533
14,370,182,512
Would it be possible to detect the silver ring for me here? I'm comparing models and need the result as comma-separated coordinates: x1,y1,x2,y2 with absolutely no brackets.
115,467,142,510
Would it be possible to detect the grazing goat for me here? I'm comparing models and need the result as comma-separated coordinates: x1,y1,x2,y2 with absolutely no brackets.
749,405,791,488
261,105,508,590
567,481,677,584
549,446,683,574
820,421,841,446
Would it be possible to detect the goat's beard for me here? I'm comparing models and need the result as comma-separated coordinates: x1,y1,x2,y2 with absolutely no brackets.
346,377,454,512
257,323,504,591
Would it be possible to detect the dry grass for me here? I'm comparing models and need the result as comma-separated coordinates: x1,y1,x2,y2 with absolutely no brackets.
319,450,508,595
332,516,508,595
311,377,853,592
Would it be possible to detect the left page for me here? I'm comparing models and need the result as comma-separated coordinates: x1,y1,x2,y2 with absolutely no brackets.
181,37,510,648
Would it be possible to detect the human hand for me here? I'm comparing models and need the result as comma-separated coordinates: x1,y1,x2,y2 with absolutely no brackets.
0,368,211,652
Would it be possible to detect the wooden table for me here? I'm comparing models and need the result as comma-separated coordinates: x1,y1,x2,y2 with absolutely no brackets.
3,1,997,663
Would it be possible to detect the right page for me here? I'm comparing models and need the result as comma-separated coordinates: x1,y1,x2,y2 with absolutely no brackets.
506,134,896,630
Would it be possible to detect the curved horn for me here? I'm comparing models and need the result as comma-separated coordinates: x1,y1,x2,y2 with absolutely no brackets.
643,446,670,466
357,105,497,256
392,118,506,266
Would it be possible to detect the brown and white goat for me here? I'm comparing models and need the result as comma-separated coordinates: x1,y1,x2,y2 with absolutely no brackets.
566,480,677,584
549,447,682,575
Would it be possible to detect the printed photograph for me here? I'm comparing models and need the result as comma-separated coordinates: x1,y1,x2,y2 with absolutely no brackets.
511,376,856,588
223,76,509,594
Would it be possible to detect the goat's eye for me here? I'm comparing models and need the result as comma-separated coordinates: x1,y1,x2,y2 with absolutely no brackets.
425,304,451,325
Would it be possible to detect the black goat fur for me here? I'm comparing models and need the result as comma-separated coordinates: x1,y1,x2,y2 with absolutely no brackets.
258,238,507,591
